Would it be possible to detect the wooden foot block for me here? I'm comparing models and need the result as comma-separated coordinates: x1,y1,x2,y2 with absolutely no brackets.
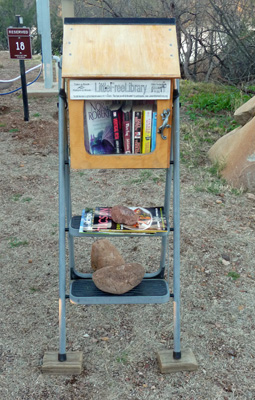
42,351,83,375
157,348,198,373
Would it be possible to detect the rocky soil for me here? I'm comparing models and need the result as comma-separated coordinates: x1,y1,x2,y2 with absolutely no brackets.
1,51,255,399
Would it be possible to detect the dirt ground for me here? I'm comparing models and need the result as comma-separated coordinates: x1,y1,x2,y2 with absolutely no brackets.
1,51,255,400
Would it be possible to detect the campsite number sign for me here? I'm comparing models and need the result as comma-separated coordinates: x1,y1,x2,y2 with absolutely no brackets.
7,27,32,60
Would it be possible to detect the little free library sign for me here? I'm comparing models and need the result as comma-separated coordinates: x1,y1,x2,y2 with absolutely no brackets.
7,27,32,60
70,80,171,100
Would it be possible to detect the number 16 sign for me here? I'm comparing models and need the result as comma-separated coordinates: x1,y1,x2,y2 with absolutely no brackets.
7,27,32,60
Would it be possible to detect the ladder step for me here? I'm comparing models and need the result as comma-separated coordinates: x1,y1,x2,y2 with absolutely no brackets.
70,279,170,305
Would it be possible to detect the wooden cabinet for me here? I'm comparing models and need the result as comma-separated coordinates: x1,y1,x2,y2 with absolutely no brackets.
62,18,180,169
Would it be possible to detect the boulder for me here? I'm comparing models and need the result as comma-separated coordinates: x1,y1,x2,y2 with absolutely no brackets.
91,239,125,271
234,96,255,125
208,116,255,190
92,263,145,294
111,205,139,226
208,126,242,165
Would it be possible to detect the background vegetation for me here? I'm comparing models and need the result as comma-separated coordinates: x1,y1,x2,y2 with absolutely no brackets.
0,0,255,87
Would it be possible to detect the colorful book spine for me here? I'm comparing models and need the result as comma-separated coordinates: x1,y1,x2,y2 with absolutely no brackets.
151,110,157,152
132,106,143,153
122,104,132,154
111,108,122,154
141,106,153,154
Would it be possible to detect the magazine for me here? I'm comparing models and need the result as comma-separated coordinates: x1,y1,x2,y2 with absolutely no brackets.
79,206,168,234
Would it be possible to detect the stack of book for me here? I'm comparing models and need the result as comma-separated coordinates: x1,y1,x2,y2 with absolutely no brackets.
84,100,157,155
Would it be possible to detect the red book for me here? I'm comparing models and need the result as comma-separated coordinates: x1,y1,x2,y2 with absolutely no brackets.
110,104,123,154
122,104,132,154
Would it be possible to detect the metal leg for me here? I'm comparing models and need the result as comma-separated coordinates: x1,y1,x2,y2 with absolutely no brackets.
159,137,174,278
63,110,75,277
172,80,181,359
58,64,67,362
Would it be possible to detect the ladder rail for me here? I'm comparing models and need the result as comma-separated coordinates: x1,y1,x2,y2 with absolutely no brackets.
172,79,181,359
58,60,67,362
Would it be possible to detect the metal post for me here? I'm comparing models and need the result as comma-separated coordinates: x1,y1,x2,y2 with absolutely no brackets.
58,59,67,362
63,100,75,275
172,80,181,360
159,134,174,277
16,15,29,121
36,0,53,89
54,55,75,279
19,59,29,121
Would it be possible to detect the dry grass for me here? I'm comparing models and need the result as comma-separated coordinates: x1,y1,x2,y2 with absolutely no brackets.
1,52,255,399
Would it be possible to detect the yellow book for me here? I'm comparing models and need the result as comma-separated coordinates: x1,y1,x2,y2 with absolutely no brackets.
141,105,153,153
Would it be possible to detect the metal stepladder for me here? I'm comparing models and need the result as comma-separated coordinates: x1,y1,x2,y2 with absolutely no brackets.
42,18,198,374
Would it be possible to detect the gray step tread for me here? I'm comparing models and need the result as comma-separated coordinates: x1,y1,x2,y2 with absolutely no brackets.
70,278,170,305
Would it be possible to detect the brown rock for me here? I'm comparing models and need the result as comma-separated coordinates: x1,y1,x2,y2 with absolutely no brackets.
208,116,255,190
208,126,241,166
91,239,125,271
234,96,255,125
111,205,138,226
92,263,145,294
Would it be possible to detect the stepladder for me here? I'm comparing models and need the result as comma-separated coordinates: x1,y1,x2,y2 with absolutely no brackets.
42,17,198,375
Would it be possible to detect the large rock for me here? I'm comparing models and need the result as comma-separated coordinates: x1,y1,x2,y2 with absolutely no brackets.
92,263,145,294
91,239,125,271
208,116,255,190
208,126,242,165
234,96,255,125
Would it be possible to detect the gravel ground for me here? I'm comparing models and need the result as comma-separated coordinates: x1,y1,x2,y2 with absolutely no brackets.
1,51,255,399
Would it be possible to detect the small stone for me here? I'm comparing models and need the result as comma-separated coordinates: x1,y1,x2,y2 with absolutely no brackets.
222,258,230,266
228,348,237,357
92,263,145,294
111,205,139,226
247,193,255,201
216,199,223,204
222,253,230,262
91,239,125,271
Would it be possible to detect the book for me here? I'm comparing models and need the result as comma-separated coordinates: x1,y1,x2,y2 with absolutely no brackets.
84,100,115,155
141,104,153,154
122,103,132,154
132,104,143,154
151,107,157,152
79,206,168,234
109,103,123,154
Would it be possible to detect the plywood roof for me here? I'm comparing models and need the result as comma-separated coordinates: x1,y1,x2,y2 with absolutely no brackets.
62,18,180,79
